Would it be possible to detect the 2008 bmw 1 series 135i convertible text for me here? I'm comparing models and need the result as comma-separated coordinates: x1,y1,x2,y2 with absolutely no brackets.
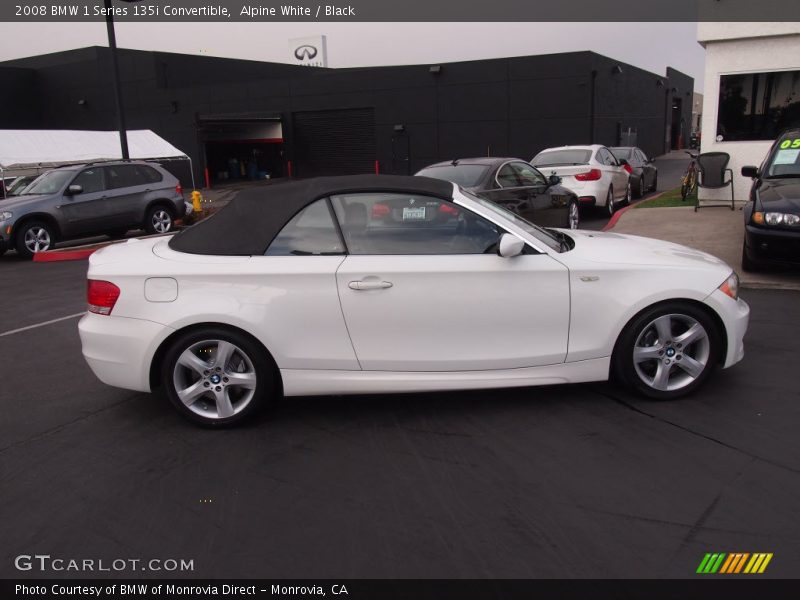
78,175,749,426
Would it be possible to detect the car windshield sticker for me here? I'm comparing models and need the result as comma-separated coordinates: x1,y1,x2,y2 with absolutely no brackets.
773,149,800,165
779,138,800,149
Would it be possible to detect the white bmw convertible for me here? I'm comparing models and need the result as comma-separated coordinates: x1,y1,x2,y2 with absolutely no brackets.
79,175,749,426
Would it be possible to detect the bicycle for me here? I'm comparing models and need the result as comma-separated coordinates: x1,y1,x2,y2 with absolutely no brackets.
680,151,699,200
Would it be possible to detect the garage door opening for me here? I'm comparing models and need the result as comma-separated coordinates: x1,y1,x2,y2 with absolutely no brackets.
199,118,285,185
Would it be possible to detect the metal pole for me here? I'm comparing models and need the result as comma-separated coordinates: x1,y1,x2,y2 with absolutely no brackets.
104,0,129,160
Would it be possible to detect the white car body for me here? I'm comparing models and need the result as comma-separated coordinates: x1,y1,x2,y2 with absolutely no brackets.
79,186,749,403
531,144,630,211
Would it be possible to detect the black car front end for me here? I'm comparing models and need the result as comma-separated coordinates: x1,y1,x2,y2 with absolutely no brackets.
743,179,800,268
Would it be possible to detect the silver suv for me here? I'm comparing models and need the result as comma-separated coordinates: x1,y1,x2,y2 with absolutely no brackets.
0,161,187,258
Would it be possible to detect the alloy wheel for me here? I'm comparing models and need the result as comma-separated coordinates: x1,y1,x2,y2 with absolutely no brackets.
632,313,710,392
24,226,51,253
172,339,257,420
152,209,173,233
607,187,615,215
568,202,580,229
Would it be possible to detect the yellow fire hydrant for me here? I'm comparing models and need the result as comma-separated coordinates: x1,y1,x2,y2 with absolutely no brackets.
191,190,203,213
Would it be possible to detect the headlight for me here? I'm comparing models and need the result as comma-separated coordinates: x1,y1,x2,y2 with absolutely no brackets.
0,211,12,221
758,211,800,226
718,271,739,300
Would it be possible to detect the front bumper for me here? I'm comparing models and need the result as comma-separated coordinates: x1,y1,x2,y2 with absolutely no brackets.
79,313,174,392
744,223,800,267
704,288,750,369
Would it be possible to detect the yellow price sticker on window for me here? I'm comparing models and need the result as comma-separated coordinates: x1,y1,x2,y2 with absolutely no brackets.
780,138,800,149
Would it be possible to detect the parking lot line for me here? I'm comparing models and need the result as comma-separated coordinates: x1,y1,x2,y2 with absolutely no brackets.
0,312,85,337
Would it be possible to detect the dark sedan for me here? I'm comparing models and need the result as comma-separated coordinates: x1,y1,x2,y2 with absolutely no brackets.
416,158,580,229
610,146,658,198
741,128,800,271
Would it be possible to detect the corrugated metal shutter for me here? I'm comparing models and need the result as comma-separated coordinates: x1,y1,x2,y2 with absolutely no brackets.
292,108,375,177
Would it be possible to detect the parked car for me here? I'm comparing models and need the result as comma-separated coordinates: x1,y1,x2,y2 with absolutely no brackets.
741,128,800,271
415,158,580,229
78,174,749,426
531,145,631,215
3,174,38,198
0,161,186,258
610,146,658,198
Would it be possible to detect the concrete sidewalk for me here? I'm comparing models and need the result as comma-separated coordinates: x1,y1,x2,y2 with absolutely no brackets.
608,204,800,290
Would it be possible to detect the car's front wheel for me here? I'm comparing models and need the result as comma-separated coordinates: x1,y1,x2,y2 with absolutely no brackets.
145,205,174,235
161,327,275,426
15,220,55,259
613,302,721,400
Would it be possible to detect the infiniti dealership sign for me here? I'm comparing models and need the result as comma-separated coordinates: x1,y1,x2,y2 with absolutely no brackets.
289,35,328,67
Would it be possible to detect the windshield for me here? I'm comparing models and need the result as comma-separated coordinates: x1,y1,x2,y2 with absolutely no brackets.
765,135,800,178
22,170,74,195
532,149,592,167
417,164,489,187
459,189,564,253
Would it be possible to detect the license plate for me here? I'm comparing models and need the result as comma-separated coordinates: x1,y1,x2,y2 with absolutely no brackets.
402,207,426,220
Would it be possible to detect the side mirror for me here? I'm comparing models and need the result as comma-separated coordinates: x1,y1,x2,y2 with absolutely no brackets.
548,174,562,186
497,233,525,258
648,157,656,163
67,184,83,195
741,166,760,178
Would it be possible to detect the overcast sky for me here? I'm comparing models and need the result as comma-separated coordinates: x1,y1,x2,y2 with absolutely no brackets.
0,22,705,90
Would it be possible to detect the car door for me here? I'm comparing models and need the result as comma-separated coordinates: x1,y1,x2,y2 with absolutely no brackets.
478,162,531,215
331,192,570,372
637,149,655,188
509,161,568,227
102,165,149,228
57,167,109,237
599,147,628,200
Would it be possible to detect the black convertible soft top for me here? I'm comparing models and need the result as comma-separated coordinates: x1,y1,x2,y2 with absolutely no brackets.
169,174,455,256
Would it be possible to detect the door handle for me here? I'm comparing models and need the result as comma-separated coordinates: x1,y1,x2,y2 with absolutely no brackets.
348,280,393,290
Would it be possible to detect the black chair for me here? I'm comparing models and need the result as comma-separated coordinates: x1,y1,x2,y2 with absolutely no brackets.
695,152,734,212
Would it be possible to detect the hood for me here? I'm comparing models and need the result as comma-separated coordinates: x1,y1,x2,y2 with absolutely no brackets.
757,179,800,212
562,229,731,273
0,193,55,209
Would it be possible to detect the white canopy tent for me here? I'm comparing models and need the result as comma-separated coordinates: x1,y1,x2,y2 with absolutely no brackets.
0,129,195,195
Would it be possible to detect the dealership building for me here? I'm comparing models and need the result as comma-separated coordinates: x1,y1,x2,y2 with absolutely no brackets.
0,47,693,187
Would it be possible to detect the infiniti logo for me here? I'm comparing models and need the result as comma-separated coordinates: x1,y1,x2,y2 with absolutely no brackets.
294,45,318,60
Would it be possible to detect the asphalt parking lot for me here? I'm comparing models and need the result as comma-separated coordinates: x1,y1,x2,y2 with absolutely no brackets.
1,256,799,580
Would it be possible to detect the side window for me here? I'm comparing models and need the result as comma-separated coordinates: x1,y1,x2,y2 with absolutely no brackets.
136,165,163,184
511,162,547,186
495,164,520,188
104,165,143,190
637,150,649,165
597,149,611,165
331,193,501,255
265,199,344,256
71,168,105,194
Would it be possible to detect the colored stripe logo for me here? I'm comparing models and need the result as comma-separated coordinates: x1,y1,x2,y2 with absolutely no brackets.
697,553,773,574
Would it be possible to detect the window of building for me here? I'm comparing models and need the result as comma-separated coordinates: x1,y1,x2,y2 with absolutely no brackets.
717,70,800,141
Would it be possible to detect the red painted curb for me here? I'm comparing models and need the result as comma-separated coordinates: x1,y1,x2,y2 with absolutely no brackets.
602,191,665,231
33,248,100,262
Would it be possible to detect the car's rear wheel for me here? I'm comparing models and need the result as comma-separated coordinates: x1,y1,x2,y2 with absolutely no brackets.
637,176,646,198
567,200,580,229
606,186,615,216
161,327,274,426
613,302,721,400
624,181,632,205
15,220,55,259
145,205,174,235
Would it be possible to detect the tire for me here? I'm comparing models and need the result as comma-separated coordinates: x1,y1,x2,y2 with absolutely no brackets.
636,176,646,199
144,204,174,235
741,240,756,272
161,327,275,426
651,172,658,192
14,220,55,259
613,302,721,400
624,181,632,205
606,186,615,216
567,200,580,229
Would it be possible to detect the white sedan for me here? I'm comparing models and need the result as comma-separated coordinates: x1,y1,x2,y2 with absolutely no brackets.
79,175,749,426
531,145,631,215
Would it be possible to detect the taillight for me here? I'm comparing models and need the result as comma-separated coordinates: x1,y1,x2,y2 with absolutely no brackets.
88,280,120,315
175,184,183,196
372,203,390,218
622,164,632,174
438,203,459,216
574,169,602,181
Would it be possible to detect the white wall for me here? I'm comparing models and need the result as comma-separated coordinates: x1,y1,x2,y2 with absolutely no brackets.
698,24,800,202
